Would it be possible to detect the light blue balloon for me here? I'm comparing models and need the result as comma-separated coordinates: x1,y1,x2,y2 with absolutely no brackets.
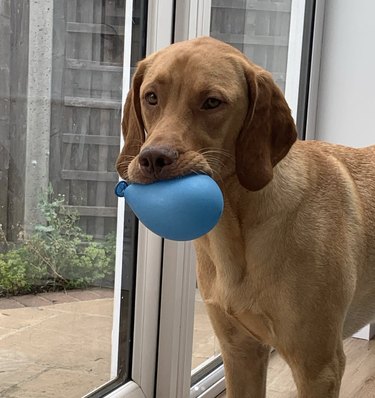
115,175,224,241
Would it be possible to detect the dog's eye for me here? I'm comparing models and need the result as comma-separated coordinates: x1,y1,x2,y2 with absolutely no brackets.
202,97,222,110
145,92,158,105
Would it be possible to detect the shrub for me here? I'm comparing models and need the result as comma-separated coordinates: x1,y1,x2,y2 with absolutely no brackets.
0,187,115,296
0,249,29,295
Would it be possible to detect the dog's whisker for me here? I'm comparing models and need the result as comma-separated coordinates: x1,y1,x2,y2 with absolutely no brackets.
199,152,232,160
203,156,228,172
198,148,234,159
125,138,144,146
116,159,129,166
116,155,136,164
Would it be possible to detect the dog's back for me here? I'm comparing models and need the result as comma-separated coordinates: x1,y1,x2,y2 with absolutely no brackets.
300,141,375,335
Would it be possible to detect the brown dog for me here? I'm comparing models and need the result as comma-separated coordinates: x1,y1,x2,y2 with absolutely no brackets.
116,37,375,397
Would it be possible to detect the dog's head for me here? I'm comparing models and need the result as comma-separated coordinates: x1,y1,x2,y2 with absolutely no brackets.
116,37,297,191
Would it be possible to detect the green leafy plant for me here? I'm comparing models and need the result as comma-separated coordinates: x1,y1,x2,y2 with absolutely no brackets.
0,187,115,296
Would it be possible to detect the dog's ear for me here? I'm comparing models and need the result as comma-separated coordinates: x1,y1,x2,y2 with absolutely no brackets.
235,62,297,191
116,60,147,178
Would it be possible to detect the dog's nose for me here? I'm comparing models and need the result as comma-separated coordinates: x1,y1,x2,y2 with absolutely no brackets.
138,146,178,178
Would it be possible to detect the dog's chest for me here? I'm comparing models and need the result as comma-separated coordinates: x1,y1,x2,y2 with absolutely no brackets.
199,256,277,345
195,225,280,345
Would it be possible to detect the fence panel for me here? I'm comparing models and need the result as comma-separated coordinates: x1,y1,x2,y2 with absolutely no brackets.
0,0,11,234
50,0,125,239
211,0,292,91
6,0,30,241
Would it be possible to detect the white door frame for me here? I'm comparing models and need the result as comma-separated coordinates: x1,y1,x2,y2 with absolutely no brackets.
156,240,197,398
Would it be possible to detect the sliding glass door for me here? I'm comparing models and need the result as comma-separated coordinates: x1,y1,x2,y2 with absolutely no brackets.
164,1,319,397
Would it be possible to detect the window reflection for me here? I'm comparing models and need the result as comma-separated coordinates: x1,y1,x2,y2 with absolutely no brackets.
191,0,292,376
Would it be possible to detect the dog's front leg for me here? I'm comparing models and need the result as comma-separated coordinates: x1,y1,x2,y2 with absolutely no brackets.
278,327,346,398
206,303,271,398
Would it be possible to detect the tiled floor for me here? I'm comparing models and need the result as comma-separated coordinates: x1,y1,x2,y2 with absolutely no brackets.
192,292,375,397
3,289,374,398
213,338,375,398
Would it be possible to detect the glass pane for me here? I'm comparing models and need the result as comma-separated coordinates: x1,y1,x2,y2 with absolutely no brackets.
0,0,144,396
210,0,292,92
192,289,221,370
191,0,293,377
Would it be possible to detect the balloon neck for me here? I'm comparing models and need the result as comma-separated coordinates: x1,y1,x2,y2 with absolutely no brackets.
114,180,129,197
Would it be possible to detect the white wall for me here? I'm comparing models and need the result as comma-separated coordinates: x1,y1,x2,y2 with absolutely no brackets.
315,0,375,147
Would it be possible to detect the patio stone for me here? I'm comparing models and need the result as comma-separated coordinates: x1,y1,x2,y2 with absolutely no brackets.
65,289,104,301
4,367,111,398
36,291,79,305
12,294,51,308
0,297,114,398
89,288,114,299
0,307,56,331
0,288,214,397
0,350,46,396
42,297,114,317
0,326,14,338
0,298,24,310
192,329,215,358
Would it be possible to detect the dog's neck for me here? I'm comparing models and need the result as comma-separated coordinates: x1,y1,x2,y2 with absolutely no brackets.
194,144,308,290
221,145,307,226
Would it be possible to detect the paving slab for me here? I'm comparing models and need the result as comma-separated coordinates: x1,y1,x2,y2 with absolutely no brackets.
4,367,112,398
0,326,15,338
0,288,215,397
42,297,114,317
0,288,114,310
34,291,79,305
0,295,114,398
192,329,215,357
89,288,114,299
66,289,105,301
0,306,57,331
0,349,46,393
0,299,24,310
12,294,51,308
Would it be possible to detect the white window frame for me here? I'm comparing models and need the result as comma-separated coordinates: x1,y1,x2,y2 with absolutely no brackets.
284,0,307,121
156,241,197,398
111,0,135,377
104,1,175,397
305,0,326,140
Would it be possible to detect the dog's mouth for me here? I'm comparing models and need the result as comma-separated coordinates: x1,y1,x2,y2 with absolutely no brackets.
124,150,214,184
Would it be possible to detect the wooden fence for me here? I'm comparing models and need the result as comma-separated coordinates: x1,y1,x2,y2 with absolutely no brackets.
0,0,29,242
0,0,11,233
1,0,126,242
50,0,126,239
